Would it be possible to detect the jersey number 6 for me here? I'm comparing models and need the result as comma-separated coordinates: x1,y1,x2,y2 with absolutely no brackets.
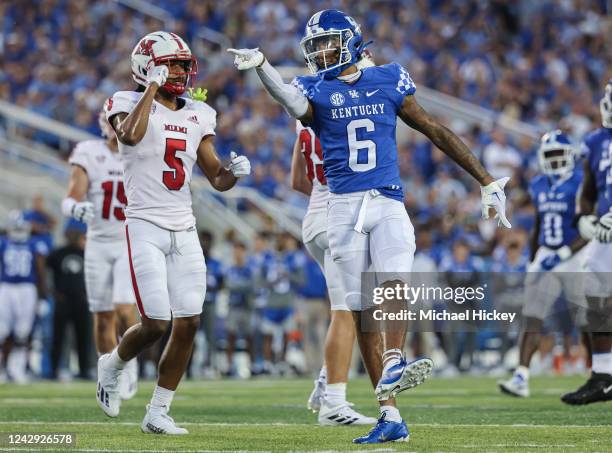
347,119,377,172
163,138,187,190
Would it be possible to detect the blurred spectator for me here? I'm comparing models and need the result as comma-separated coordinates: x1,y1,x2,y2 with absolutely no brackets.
296,254,328,374
224,240,255,376
23,194,56,251
258,233,304,373
482,129,522,180
47,221,92,380
199,230,224,375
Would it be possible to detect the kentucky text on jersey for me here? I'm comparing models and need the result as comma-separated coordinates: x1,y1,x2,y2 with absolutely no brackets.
331,103,386,119
293,63,416,201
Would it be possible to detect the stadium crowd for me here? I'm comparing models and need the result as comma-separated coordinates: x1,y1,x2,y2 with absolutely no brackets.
0,0,607,380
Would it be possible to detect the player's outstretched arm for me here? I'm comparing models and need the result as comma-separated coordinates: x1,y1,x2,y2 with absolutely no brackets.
197,135,251,192
398,96,490,184
398,95,511,228
290,136,312,196
227,48,313,123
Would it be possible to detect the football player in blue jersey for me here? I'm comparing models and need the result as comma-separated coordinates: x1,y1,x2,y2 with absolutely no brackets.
0,211,48,383
499,131,589,398
229,10,510,443
562,80,612,405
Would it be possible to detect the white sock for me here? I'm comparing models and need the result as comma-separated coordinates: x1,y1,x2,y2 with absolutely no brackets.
7,346,27,378
318,366,327,384
592,352,612,375
379,405,401,422
515,365,530,381
107,347,127,370
324,382,346,407
150,385,175,413
382,348,403,369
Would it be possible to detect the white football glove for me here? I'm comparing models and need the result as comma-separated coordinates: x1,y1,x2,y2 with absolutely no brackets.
227,48,265,70
595,212,612,243
145,62,168,87
229,151,251,178
577,214,598,240
72,201,95,224
480,176,511,228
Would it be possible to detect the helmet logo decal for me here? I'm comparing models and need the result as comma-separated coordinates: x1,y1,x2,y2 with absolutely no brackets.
137,39,155,56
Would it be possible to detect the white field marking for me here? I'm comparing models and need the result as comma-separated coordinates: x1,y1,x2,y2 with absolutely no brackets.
0,450,400,453
0,421,609,429
0,450,270,453
461,445,577,449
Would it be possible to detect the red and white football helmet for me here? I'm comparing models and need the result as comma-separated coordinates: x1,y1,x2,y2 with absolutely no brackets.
131,31,197,95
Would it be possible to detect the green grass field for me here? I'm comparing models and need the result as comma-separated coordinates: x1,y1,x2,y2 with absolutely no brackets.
0,376,610,452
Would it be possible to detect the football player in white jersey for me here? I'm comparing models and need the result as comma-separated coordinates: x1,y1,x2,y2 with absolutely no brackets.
62,111,139,399
291,56,376,427
292,121,376,426
98,31,251,434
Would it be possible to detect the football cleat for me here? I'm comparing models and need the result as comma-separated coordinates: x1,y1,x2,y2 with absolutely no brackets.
561,372,612,405
318,403,377,426
96,354,121,417
352,413,409,444
141,404,189,435
307,379,325,412
375,357,433,401
119,359,138,400
498,374,530,397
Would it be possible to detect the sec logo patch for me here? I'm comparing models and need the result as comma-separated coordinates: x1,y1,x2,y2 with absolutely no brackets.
330,92,345,107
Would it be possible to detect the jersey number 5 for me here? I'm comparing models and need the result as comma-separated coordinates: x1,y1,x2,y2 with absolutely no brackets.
163,138,187,190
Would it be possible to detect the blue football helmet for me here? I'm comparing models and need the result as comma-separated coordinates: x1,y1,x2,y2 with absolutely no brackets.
300,10,364,79
600,79,612,128
538,130,575,176
5,210,31,242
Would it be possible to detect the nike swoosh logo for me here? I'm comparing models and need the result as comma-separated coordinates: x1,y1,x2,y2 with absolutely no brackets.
366,90,379,97
604,384,612,394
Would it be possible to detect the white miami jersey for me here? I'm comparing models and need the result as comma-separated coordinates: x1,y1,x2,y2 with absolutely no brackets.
296,121,328,213
106,91,216,231
296,121,329,243
69,140,126,241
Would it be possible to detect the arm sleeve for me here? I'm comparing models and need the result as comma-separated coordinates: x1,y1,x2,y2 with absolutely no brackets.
254,61,309,118
199,103,217,138
105,92,139,121
390,63,416,111
68,142,90,172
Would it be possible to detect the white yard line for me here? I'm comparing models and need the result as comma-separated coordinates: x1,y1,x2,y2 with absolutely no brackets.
0,450,401,453
0,421,609,429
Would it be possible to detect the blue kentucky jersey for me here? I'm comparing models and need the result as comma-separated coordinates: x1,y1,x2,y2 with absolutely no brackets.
529,170,582,249
580,127,612,216
293,63,416,201
0,237,48,284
